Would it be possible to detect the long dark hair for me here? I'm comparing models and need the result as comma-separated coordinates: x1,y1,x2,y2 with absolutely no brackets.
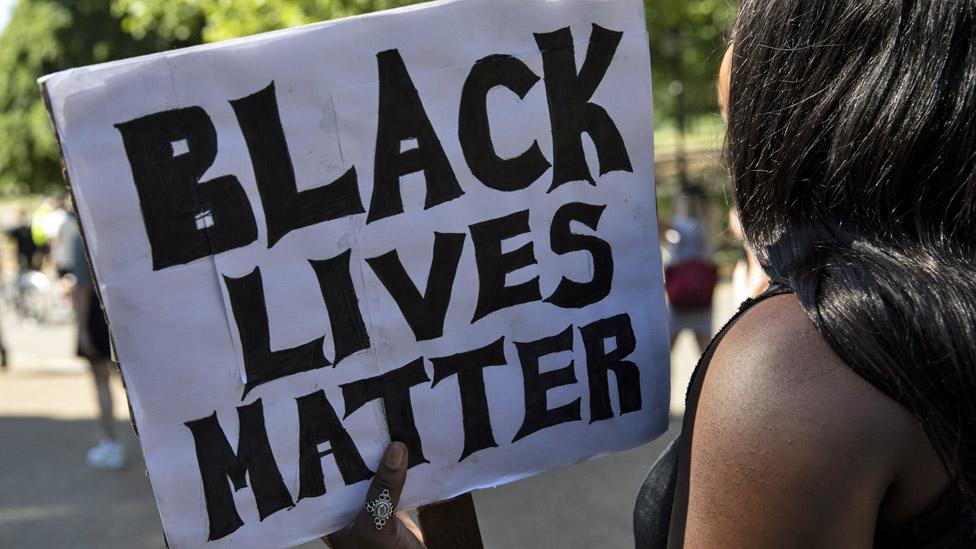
727,0,976,513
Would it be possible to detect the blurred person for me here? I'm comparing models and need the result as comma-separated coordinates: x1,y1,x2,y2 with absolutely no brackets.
30,198,53,266
53,206,78,280
43,197,69,271
71,218,125,469
31,196,68,270
42,197,68,243
662,192,717,353
324,0,976,547
8,209,38,271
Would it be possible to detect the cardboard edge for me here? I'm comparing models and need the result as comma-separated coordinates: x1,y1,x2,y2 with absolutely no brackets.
38,82,141,438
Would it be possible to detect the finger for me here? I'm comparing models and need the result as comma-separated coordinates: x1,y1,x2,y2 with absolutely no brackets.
398,511,424,544
368,442,408,507
327,514,425,549
353,442,408,532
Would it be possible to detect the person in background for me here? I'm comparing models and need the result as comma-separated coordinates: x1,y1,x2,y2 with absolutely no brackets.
53,204,77,281
662,192,717,353
9,209,38,272
70,213,125,469
30,198,54,267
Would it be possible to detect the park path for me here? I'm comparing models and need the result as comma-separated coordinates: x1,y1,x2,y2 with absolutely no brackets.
0,283,734,548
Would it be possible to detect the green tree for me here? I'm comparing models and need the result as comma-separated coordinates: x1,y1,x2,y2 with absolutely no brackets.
0,0,731,194
0,0,201,193
112,0,423,44
113,0,734,128
645,0,735,126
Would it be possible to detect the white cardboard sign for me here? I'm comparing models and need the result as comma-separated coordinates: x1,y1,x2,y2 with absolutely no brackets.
41,0,670,546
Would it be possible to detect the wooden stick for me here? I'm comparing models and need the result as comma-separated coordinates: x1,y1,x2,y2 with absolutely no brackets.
417,493,484,549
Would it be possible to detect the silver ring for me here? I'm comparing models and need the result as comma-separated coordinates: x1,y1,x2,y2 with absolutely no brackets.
364,488,396,530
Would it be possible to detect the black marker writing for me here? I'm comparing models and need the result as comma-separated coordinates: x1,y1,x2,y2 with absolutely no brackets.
185,399,294,541
512,325,582,442
369,49,464,224
459,54,550,191
340,358,432,468
224,267,330,399
535,24,633,191
366,232,466,342
115,108,257,270
232,82,364,248
430,337,508,461
470,210,542,322
296,389,373,500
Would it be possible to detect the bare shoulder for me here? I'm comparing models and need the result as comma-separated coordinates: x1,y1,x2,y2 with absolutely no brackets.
682,294,935,547
702,293,921,455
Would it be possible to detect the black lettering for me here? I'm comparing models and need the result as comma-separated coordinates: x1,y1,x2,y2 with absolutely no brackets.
369,50,464,223
295,390,373,501
470,210,542,322
184,400,293,541
223,267,329,398
512,325,581,442
458,54,550,191
580,314,641,422
534,25,633,191
231,82,364,247
115,108,257,270
365,232,465,341
309,250,371,364
340,358,431,467
430,337,507,461
544,202,613,308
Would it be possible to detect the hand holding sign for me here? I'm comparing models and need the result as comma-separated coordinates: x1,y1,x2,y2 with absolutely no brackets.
325,443,426,549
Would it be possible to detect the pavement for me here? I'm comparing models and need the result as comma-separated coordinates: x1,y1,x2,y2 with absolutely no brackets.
0,280,736,549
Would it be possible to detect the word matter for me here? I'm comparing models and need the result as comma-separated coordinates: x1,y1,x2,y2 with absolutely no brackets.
187,314,641,541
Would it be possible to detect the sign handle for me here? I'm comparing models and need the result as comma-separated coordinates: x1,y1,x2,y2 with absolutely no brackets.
417,493,484,549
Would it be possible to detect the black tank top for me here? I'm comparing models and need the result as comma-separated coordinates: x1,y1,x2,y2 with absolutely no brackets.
633,285,976,548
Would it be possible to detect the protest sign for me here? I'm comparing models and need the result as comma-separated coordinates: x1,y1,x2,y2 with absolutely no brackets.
41,0,669,546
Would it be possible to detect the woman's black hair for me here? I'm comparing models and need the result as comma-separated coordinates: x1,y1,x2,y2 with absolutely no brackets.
727,0,976,513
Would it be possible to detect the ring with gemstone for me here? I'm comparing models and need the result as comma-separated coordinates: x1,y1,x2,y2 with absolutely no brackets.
365,488,396,530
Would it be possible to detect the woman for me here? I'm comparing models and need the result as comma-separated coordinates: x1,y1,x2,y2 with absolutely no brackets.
327,1,976,546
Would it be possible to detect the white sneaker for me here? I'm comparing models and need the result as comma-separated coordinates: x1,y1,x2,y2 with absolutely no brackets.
86,439,127,470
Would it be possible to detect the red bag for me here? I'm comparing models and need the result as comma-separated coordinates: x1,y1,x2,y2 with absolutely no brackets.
665,259,718,310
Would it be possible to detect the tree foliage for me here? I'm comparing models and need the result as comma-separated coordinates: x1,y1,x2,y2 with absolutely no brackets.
645,0,735,125
112,0,424,44
0,0,200,193
0,0,732,194
113,0,734,122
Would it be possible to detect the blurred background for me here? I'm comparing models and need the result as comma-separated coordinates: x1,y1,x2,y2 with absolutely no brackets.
0,0,739,547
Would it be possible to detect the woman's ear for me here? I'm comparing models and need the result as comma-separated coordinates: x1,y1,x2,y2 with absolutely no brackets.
718,44,733,121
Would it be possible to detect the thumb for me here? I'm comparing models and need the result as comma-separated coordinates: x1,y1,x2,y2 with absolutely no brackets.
361,441,408,529
326,442,424,548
